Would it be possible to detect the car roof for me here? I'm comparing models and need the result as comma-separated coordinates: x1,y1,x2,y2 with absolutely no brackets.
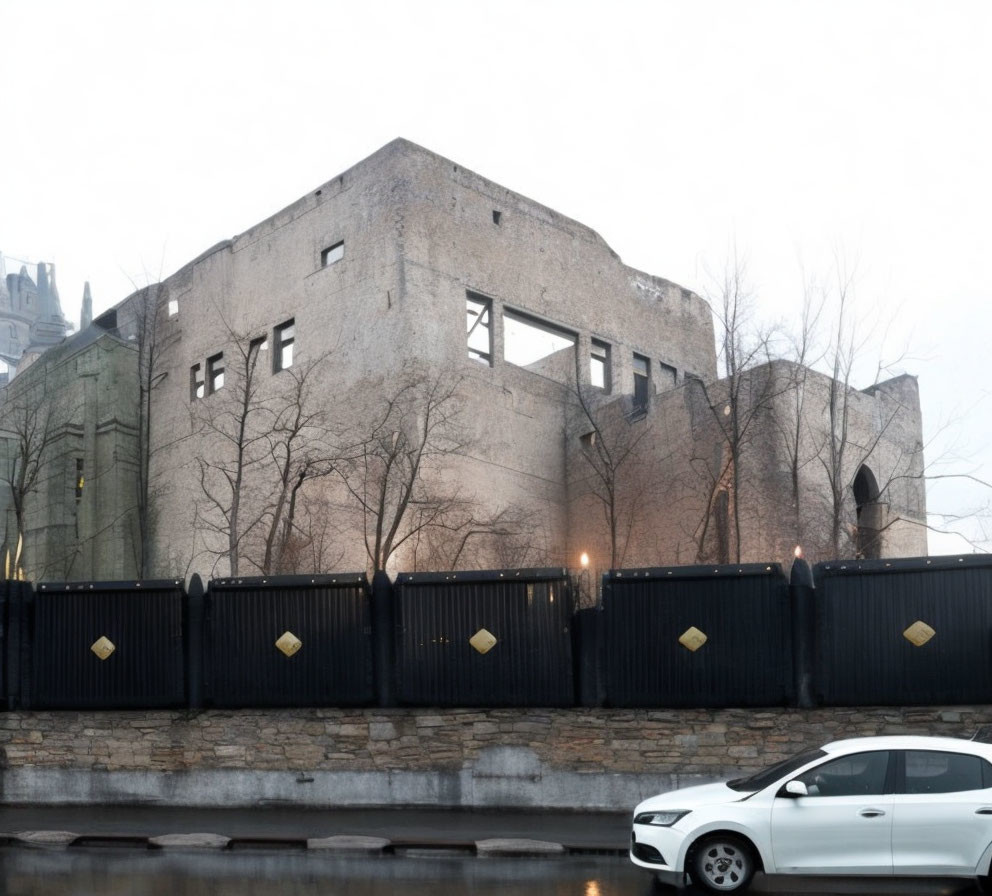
822,735,992,757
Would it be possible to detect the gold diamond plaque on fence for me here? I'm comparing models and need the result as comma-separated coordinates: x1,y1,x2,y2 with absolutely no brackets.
469,628,498,655
678,626,708,652
903,620,936,647
91,636,116,661
275,631,303,657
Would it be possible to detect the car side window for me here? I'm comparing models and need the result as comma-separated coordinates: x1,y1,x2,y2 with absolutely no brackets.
795,751,890,797
903,750,988,794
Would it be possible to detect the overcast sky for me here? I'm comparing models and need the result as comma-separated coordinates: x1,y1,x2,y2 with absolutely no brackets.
2,1,990,554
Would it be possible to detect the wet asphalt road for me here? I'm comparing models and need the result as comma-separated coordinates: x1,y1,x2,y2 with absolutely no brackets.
0,809,984,896
0,848,984,896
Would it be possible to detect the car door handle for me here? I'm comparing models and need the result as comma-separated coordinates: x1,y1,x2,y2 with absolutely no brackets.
977,808,992,815
859,808,886,818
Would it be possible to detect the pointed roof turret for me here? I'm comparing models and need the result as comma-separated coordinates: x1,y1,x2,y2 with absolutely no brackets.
81,282,93,330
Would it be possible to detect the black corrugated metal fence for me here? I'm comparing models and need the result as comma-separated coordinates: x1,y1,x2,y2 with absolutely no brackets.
0,555,990,710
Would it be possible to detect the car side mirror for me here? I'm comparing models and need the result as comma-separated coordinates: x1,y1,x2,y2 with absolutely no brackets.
784,780,808,797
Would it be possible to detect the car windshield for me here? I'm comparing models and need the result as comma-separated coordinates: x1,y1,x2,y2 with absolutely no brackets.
726,749,827,792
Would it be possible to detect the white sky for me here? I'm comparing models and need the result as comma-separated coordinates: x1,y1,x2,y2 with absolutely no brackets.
2,0,990,554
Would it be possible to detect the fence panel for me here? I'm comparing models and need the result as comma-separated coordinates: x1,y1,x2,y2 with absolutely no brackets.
813,556,992,706
30,580,186,709
602,564,793,707
394,569,574,706
203,575,374,708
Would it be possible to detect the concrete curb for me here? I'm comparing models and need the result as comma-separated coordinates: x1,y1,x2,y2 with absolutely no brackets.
0,829,627,857
149,833,232,850
11,831,78,848
307,835,390,854
476,838,566,857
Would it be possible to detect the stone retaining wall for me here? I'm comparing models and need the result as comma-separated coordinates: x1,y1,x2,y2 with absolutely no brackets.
1,706,988,810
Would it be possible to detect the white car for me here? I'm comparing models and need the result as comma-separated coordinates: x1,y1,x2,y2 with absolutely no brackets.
631,735,992,892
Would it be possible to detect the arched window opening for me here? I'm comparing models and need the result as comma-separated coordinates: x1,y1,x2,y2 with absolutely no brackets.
853,465,881,560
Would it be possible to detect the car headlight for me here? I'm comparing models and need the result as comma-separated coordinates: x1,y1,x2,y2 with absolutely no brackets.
634,810,690,826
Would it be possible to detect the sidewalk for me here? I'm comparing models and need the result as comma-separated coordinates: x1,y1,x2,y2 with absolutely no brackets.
0,806,631,855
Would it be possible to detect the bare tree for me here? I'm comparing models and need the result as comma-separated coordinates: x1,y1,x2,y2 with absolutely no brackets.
333,368,468,574
259,356,336,574
407,503,545,571
570,355,658,569
697,256,781,562
124,281,179,577
191,326,282,576
0,371,67,574
770,274,827,550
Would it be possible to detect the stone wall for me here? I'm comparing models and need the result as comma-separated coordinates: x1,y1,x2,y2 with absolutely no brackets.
1,706,987,811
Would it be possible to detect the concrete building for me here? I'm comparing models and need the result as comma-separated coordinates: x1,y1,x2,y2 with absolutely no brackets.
0,140,927,582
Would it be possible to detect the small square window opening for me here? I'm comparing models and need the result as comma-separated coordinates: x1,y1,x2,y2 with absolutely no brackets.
167,299,179,317
321,241,344,267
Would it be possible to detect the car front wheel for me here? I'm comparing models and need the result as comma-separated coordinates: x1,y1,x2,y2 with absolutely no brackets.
690,834,756,893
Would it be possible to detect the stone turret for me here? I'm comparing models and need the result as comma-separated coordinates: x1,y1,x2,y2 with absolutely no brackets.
28,262,69,347
0,257,73,370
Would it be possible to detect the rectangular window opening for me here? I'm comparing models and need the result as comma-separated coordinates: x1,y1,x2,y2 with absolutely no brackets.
658,361,677,391
321,241,344,267
207,352,225,394
274,319,295,372
190,363,204,401
503,309,576,385
167,299,179,318
633,353,650,411
466,292,492,366
591,339,611,391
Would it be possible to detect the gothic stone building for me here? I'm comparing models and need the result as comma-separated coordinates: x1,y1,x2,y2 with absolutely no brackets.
0,139,927,581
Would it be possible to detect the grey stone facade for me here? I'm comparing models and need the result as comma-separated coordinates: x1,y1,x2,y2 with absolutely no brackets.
0,321,140,579
0,139,927,581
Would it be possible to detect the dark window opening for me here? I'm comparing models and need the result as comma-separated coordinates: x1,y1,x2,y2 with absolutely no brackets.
191,363,205,400
207,352,225,394
75,458,84,504
466,292,493,365
321,241,344,267
492,210,502,225
273,319,294,372
591,340,611,391
633,353,650,411
853,465,881,560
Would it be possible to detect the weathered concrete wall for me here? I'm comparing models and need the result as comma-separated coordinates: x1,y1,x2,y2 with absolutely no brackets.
0,705,984,811
565,359,927,576
141,138,717,578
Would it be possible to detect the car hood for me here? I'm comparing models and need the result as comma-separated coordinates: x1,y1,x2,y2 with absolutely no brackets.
634,781,751,815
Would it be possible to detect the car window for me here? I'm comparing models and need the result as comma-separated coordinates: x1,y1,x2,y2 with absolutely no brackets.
727,749,827,792
795,751,890,797
903,750,989,794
